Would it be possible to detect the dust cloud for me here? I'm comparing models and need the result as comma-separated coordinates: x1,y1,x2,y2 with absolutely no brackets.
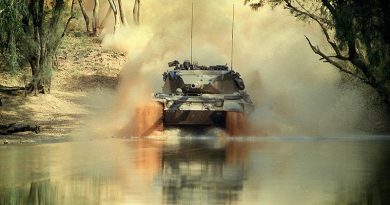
87,0,372,137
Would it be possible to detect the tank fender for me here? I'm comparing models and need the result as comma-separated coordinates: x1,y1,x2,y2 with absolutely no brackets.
223,101,244,112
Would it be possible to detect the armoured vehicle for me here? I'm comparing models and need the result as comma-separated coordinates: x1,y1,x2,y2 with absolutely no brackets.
153,60,253,128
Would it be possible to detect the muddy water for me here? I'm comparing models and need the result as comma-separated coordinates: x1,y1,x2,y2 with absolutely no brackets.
0,135,389,205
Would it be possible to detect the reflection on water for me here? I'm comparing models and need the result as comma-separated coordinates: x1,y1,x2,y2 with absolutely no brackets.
161,141,246,204
0,136,389,204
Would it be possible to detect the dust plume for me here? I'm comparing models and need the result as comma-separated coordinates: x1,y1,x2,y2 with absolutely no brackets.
91,0,373,136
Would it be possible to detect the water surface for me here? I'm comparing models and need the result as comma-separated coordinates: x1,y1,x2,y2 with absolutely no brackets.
0,135,389,204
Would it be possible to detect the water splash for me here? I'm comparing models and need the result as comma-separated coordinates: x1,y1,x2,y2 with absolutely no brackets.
226,112,251,136
117,101,163,137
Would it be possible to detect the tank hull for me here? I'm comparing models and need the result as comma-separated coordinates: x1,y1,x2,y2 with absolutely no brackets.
163,110,226,127
153,94,253,127
152,61,254,129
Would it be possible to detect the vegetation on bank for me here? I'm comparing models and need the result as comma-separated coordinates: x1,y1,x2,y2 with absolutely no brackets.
245,0,390,108
0,0,70,94
0,0,141,95
0,0,389,134
1,0,388,110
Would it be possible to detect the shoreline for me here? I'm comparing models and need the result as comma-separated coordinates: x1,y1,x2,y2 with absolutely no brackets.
0,32,126,144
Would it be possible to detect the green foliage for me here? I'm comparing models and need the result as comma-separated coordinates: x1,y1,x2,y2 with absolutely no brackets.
0,0,68,82
0,0,26,72
245,0,390,106
332,1,390,68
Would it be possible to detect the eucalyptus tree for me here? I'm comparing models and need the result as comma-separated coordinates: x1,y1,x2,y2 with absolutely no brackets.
93,0,131,35
78,0,90,33
245,0,390,107
133,0,140,25
0,0,73,94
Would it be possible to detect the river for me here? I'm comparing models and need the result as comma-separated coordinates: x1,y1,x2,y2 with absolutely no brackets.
0,135,389,204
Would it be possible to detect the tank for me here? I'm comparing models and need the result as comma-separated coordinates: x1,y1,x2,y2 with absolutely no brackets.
153,60,254,129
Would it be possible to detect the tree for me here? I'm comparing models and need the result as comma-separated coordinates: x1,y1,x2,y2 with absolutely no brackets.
133,0,140,25
106,0,130,32
245,0,390,107
117,0,128,26
0,0,73,94
0,0,24,73
93,0,100,35
107,0,120,32
94,0,129,34
78,0,90,33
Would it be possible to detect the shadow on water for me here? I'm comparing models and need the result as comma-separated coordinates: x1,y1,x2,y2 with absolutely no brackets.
0,136,390,204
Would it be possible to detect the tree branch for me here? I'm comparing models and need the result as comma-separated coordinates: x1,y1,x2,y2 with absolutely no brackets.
321,0,336,16
285,0,349,60
78,0,90,33
320,55,349,60
0,85,25,92
305,36,367,82
108,0,118,13
347,40,379,86
62,0,76,37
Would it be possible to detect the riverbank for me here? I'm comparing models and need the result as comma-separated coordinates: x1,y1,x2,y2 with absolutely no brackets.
1,31,390,144
0,31,127,144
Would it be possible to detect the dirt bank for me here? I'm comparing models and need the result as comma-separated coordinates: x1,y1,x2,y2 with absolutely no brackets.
0,32,127,144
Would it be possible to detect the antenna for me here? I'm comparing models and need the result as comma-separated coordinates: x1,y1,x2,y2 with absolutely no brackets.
230,3,235,70
191,2,194,64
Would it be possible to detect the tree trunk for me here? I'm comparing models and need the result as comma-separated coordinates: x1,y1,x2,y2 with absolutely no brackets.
133,0,140,25
28,18,52,96
117,0,128,26
78,0,90,33
29,47,40,96
28,51,52,95
0,123,40,135
108,0,120,32
0,85,25,94
92,0,100,35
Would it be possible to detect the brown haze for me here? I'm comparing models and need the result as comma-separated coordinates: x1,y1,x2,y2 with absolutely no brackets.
82,0,374,137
